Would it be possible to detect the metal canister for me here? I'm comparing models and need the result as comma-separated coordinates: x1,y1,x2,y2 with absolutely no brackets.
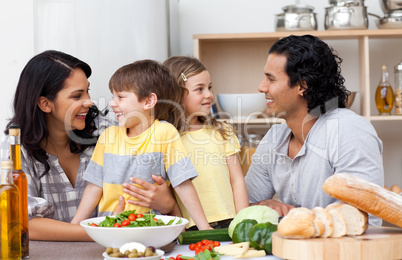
394,60,402,115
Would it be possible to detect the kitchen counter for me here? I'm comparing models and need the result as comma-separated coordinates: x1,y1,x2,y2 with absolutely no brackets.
29,240,283,260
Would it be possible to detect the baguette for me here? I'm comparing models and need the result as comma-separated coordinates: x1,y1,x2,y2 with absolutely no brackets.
313,207,333,238
325,202,368,235
323,173,402,228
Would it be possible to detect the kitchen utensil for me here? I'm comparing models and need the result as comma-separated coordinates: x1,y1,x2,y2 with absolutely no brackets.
80,215,188,248
273,226,402,260
329,0,365,6
217,93,267,119
375,10,402,28
325,5,368,30
380,0,402,13
275,4,317,31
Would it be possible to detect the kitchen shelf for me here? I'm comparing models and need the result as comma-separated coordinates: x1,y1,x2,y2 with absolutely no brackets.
193,29,402,123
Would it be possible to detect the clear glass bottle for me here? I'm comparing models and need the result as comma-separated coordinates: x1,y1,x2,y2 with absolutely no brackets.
375,64,395,115
9,125,29,258
394,61,402,115
241,134,262,176
0,160,21,260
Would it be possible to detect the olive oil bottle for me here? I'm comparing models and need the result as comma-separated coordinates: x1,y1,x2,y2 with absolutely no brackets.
9,125,29,258
375,64,395,115
0,160,21,260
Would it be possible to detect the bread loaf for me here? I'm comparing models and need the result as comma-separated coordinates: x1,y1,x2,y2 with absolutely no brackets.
313,207,333,238
323,173,402,228
325,202,368,235
312,217,325,238
327,209,347,238
277,207,316,239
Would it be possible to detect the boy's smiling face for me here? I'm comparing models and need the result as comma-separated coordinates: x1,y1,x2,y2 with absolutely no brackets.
109,90,148,129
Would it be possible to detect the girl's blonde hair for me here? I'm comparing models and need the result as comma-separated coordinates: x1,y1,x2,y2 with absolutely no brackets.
163,56,234,140
109,59,184,131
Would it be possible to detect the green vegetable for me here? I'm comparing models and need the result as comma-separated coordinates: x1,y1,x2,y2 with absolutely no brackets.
232,219,258,243
181,248,220,260
178,228,231,244
92,210,181,227
248,222,277,255
228,205,279,237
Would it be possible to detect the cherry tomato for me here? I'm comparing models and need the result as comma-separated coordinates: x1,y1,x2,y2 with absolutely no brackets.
169,257,175,260
90,223,98,227
153,217,158,221
213,241,220,247
201,239,209,245
113,223,121,227
188,244,196,251
136,214,144,218
176,254,183,260
121,220,131,226
128,213,137,221
195,249,202,255
195,242,202,248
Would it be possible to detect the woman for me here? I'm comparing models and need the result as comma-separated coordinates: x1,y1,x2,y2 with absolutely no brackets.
4,50,175,241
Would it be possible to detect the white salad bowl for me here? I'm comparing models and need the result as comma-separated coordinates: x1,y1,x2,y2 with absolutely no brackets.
80,215,188,248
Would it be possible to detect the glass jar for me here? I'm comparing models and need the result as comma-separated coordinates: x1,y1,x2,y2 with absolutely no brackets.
394,60,402,115
239,134,262,176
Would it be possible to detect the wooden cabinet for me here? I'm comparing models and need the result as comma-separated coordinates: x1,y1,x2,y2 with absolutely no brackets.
193,29,402,122
193,29,402,185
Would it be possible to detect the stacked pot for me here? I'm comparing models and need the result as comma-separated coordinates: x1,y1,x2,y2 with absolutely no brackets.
325,0,368,30
275,4,318,32
377,0,402,28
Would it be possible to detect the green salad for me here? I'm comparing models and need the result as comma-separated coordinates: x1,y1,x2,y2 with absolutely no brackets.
90,210,182,228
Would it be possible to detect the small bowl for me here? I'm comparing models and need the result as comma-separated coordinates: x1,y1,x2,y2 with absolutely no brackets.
217,93,267,119
102,249,164,260
80,215,188,248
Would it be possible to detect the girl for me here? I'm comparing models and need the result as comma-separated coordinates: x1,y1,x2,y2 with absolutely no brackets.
163,56,249,229
71,60,212,230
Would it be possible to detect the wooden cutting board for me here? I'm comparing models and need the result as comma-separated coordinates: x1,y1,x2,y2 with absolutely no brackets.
272,226,402,260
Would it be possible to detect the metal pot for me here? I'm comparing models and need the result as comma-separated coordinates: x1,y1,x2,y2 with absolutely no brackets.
375,10,402,28
325,5,368,30
275,4,317,32
329,0,365,6
380,0,402,13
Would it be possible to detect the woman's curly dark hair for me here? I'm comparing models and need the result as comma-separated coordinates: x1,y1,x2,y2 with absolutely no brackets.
269,35,350,115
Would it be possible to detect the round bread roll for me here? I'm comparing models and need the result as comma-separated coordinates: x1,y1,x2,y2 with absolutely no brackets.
391,184,401,194
278,207,315,239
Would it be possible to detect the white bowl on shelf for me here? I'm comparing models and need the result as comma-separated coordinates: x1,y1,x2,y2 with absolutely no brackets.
217,93,267,119
80,215,188,249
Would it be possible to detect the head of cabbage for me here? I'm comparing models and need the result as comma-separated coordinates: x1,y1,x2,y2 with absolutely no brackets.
228,205,279,238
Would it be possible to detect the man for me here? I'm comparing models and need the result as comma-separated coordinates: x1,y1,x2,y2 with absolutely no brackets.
244,35,384,226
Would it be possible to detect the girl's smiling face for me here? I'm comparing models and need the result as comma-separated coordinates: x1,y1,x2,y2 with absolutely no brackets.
182,70,213,125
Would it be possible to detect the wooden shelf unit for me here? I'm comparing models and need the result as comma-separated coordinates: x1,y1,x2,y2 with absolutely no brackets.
193,29,402,123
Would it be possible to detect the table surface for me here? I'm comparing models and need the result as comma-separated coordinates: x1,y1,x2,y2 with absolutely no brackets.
29,240,283,260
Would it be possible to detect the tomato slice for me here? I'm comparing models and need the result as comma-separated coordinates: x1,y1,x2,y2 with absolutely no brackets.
136,214,144,218
113,223,121,227
90,223,98,227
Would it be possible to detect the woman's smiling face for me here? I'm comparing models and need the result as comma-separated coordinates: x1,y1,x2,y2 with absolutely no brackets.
47,68,93,131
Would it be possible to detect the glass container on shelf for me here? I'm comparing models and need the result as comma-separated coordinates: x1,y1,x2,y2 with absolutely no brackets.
375,64,395,115
394,61,402,115
239,134,262,176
